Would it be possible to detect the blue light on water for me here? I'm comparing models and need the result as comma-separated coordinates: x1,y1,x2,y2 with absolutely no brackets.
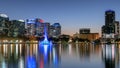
53,48,58,65
39,43,53,64
44,45,48,56
26,56,36,68
38,24,55,66
2,59,7,68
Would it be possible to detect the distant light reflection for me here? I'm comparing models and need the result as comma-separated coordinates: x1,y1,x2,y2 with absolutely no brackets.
44,45,48,56
53,47,58,65
26,56,36,68
40,59,44,68
19,44,22,55
112,44,115,61
34,44,38,58
68,44,72,55
10,44,13,54
102,44,117,68
38,25,60,67
18,57,24,68
1,59,7,68
43,45,50,64
16,44,18,56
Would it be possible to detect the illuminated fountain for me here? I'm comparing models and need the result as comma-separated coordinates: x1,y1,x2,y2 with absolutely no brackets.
39,26,52,47
38,25,53,67
38,25,52,57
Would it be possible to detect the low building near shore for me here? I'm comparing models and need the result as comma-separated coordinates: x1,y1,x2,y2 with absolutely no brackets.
79,33,99,42
73,28,100,42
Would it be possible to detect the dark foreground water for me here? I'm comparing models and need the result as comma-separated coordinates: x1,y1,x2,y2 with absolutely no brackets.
0,42,120,68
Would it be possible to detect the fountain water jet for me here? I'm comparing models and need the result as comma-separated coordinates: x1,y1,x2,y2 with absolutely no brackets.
39,24,52,46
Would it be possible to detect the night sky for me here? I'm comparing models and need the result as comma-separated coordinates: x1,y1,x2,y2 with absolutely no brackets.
0,0,120,35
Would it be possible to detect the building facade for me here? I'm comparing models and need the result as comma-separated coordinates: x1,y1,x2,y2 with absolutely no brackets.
35,18,44,36
105,10,115,26
80,28,99,41
8,20,25,37
101,10,118,39
79,33,99,42
73,28,99,42
50,23,61,38
0,14,9,36
26,19,36,36
26,18,50,38
79,28,90,34
114,21,120,38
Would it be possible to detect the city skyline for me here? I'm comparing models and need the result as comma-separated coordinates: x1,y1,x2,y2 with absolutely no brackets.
0,0,120,35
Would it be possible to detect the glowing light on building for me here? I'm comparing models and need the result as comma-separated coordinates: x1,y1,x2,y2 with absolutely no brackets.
0,14,8,18
39,19,44,23
18,19,25,22
26,19,36,23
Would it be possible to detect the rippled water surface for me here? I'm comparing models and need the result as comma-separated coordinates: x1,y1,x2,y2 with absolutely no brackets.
0,42,120,68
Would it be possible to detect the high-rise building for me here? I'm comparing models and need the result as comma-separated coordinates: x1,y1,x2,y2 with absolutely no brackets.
35,18,44,36
0,14,9,36
102,25,115,34
8,20,25,37
105,10,115,26
26,19,36,36
104,10,115,34
26,18,50,37
102,10,116,38
50,23,61,38
38,22,50,37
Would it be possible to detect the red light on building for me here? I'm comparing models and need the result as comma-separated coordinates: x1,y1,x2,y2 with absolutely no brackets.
39,19,44,23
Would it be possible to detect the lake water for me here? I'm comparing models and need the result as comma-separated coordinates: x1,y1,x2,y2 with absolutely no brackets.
0,43,120,68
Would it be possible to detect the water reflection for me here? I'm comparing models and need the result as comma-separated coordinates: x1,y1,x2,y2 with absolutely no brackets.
78,43,91,60
26,55,36,68
102,44,119,68
0,54,8,68
38,43,60,68
18,57,25,68
0,41,120,68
